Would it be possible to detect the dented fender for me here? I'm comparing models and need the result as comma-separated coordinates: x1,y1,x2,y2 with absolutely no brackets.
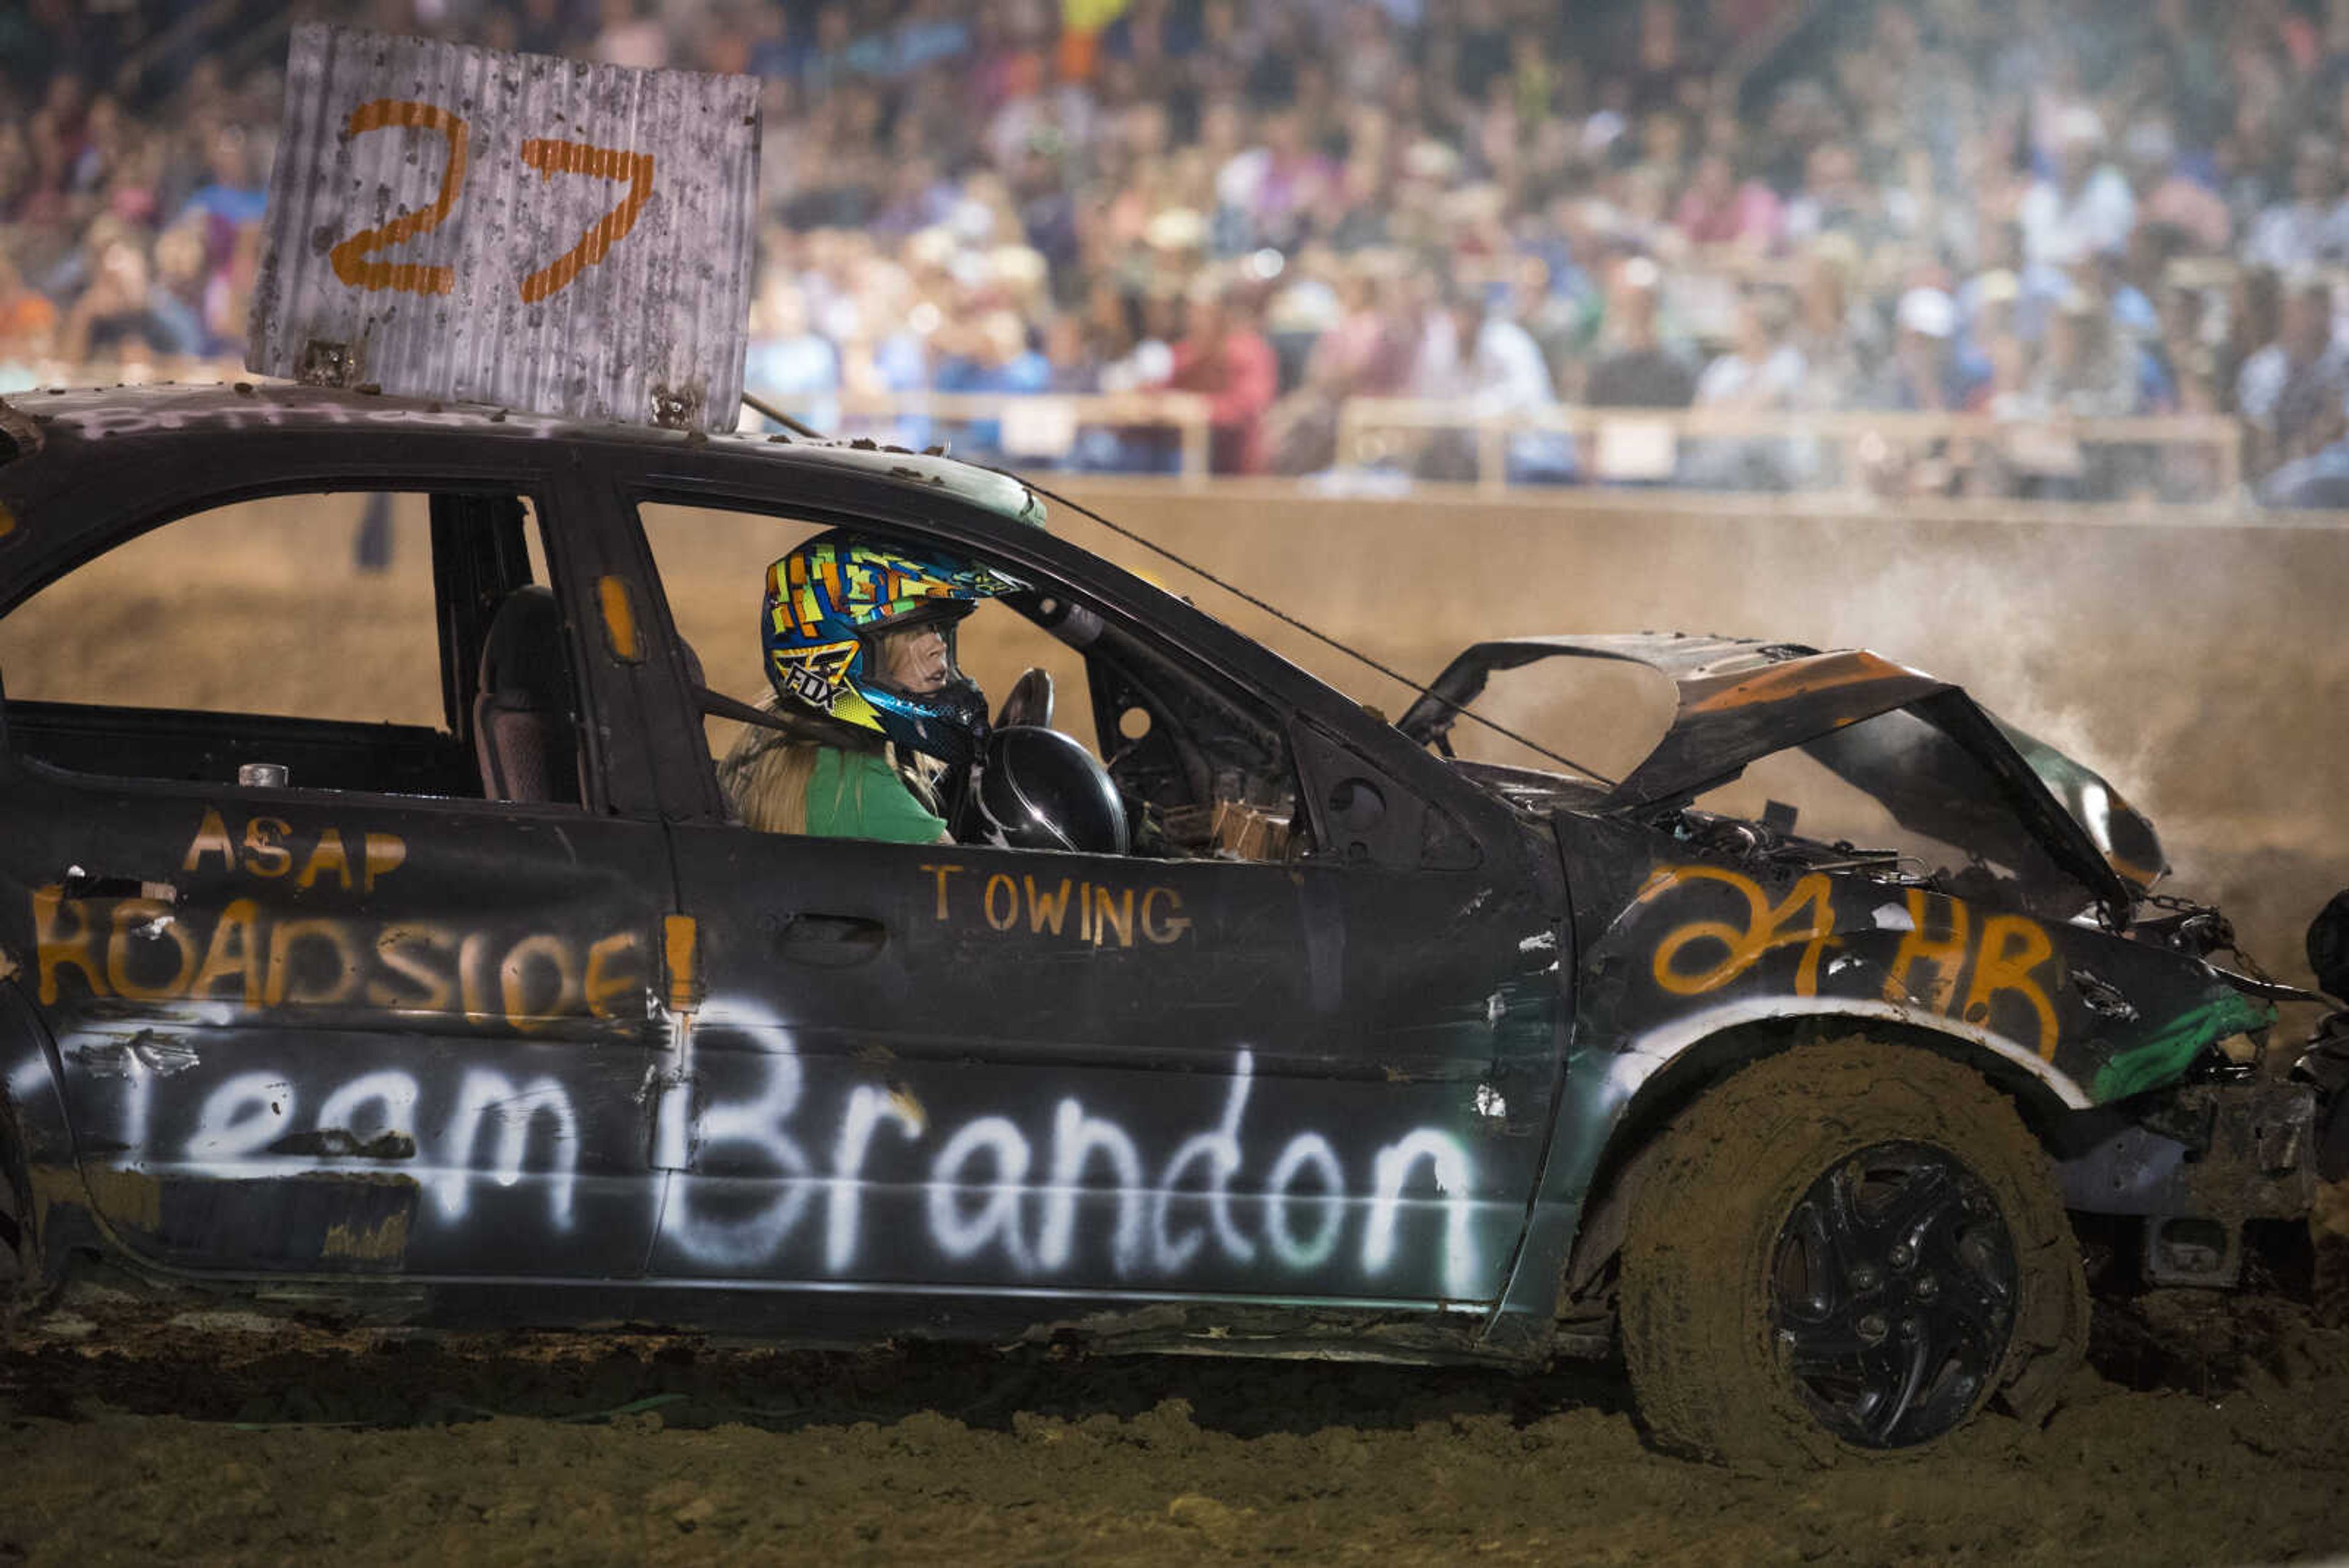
1482,817,2271,1353
1580,860,2268,1110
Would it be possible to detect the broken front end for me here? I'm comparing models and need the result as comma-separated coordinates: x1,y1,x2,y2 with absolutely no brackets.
1408,635,2328,1299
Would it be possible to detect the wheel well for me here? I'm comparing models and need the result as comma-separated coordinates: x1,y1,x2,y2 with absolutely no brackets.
1558,1016,2077,1304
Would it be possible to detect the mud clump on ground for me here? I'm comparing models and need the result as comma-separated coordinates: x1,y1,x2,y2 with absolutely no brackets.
2,1292,2346,1566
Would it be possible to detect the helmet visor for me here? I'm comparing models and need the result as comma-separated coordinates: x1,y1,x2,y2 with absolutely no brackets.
855,603,992,765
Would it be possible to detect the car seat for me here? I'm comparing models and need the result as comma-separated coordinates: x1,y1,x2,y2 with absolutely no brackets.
473,585,581,804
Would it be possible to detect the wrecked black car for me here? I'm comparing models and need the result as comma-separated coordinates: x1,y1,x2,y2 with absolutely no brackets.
0,384,2331,1465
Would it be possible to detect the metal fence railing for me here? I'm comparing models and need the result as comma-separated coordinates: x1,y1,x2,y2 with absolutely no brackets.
744,392,2251,503
1328,399,2246,499
6,362,2254,502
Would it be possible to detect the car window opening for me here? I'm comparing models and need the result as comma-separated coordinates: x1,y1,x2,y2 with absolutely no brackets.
0,489,577,808
634,497,1308,862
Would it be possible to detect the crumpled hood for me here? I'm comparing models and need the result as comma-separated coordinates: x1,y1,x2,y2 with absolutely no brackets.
1399,633,2162,917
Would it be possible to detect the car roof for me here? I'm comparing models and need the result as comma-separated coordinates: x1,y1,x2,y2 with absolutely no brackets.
0,382,1047,529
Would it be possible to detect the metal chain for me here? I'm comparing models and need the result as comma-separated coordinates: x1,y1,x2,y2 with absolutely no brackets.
2140,890,2280,985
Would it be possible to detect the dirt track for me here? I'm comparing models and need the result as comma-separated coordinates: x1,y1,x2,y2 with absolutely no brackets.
2,1280,2347,1566
1,484,2345,1562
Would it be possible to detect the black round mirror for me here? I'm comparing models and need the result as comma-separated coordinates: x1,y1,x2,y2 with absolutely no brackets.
992,666,1053,730
1329,778,1386,834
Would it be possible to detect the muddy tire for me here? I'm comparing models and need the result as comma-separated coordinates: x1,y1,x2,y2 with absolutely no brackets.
1619,1038,2086,1466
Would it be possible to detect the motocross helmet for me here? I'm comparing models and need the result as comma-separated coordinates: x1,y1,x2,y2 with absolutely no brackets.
761,531,1023,766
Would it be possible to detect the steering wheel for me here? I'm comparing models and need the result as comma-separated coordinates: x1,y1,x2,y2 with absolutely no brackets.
993,666,1053,730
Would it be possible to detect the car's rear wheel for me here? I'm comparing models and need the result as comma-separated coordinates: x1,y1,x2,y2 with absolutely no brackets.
1618,1038,2086,1465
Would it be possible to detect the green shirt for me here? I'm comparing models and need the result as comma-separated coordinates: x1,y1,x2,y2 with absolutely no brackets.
802,748,948,843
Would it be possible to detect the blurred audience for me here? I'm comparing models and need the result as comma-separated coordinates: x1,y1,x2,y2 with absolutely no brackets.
1165,281,1277,474
10,0,2349,500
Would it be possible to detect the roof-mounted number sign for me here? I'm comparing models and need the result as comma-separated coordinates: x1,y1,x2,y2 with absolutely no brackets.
247,24,759,431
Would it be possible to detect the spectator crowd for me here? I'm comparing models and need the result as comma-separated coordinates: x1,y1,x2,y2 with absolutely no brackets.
12,0,2349,502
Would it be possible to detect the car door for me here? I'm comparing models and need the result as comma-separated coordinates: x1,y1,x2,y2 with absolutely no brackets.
609,466,1567,1308
0,467,678,1283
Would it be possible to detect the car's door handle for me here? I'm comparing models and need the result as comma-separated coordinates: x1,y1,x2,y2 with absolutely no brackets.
774,913,888,967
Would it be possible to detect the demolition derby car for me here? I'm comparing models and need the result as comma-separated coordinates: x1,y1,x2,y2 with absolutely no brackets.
0,383,2337,1465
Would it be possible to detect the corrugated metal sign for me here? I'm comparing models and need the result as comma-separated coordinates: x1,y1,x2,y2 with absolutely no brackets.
247,24,759,431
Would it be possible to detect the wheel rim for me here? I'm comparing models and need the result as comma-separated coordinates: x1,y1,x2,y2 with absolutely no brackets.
1768,1140,2019,1449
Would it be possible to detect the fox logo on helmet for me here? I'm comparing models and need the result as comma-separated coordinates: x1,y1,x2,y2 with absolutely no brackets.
770,637,860,710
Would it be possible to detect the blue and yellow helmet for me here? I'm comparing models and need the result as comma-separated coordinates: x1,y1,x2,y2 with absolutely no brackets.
761,531,1023,765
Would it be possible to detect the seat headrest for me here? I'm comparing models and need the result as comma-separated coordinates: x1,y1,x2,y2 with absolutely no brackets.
481,585,573,704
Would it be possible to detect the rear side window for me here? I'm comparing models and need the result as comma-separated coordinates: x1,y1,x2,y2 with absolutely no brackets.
0,492,453,725
0,489,562,803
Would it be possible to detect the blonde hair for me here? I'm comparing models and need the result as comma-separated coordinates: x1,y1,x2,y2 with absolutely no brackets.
719,683,943,834
725,733,826,833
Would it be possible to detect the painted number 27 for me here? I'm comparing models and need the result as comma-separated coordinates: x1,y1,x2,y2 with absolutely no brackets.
327,97,656,303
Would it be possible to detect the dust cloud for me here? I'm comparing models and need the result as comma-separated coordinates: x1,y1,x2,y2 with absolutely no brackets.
1060,483,2349,983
